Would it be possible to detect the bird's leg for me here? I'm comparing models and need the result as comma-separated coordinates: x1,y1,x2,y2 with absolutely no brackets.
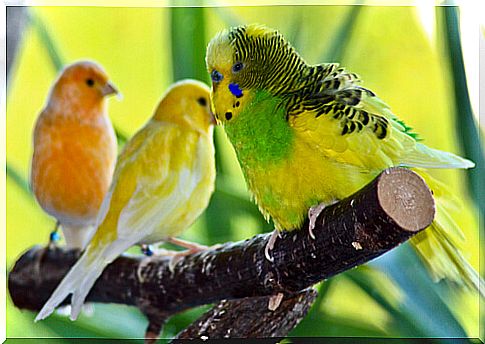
308,203,327,240
140,244,154,257
166,237,210,252
140,239,212,273
138,244,177,282
265,229,281,263
138,244,174,282
34,221,61,278
48,221,61,247
165,237,212,272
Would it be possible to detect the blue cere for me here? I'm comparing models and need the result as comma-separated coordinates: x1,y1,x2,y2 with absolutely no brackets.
229,83,243,98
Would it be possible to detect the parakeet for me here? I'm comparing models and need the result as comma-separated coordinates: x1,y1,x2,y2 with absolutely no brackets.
35,79,216,321
206,24,482,294
31,61,118,249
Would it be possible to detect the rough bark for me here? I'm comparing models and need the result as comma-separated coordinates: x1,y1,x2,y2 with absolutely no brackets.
8,167,435,339
174,289,318,341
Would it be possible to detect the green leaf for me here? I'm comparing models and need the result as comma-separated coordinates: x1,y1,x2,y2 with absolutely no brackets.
38,304,146,341
319,4,363,62
291,279,388,337
5,162,31,196
372,245,468,338
170,7,208,83
30,10,64,72
345,267,427,337
439,6,485,231
29,9,129,145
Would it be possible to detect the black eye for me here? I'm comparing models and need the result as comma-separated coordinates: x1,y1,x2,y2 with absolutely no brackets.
197,97,207,106
232,62,244,73
211,70,223,83
86,79,95,87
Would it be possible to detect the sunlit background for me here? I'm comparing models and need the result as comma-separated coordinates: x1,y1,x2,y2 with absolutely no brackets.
5,5,484,341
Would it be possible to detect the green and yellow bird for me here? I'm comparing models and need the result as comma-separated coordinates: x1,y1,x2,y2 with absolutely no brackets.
206,24,482,294
36,79,216,321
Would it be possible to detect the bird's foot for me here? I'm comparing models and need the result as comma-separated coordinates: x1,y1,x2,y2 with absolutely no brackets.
166,237,210,252
140,239,212,273
268,292,284,311
167,245,210,273
308,203,326,240
265,229,281,263
141,244,183,257
165,237,214,272
138,244,177,282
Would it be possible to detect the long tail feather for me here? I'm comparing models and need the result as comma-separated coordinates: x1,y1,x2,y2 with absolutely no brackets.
35,245,109,321
411,220,485,297
410,171,484,297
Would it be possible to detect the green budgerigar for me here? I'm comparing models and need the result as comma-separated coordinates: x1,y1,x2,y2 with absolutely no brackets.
206,24,482,295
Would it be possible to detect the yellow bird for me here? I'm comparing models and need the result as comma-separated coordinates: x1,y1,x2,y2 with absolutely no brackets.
206,24,482,295
36,79,216,321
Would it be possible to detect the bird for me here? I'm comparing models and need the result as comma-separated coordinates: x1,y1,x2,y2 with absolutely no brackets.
35,79,216,321
205,24,483,295
31,61,118,250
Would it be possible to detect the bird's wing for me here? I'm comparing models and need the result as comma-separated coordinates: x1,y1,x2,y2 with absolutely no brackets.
94,120,157,230
114,121,204,241
287,63,473,171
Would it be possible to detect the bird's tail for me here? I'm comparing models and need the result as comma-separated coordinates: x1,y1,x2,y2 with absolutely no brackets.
410,170,484,297
35,243,110,321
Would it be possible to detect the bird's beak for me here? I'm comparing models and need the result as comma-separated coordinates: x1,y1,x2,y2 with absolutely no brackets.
209,109,217,125
101,82,119,97
209,102,218,125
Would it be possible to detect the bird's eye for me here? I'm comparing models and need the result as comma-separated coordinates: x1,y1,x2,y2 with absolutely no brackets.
211,70,223,83
197,97,207,106
232,62,244,73
86,79,95,87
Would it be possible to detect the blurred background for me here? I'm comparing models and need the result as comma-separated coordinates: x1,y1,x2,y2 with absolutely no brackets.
5,4,484,342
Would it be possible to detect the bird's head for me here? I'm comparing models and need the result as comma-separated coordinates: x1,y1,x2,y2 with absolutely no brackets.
153,79,215,132
49,61,119,110
206,24,305,125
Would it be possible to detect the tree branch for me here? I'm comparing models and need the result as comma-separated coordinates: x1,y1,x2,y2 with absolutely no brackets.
8,167,435,338
174,288,318,341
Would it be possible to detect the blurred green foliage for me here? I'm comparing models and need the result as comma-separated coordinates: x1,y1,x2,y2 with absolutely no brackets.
6,5,482,341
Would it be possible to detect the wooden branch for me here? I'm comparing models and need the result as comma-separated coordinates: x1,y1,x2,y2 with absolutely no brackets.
8,167,434,338
174,288,318,340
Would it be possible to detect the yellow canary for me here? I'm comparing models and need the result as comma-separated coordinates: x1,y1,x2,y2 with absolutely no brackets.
31,61,118,249
35,79,216,321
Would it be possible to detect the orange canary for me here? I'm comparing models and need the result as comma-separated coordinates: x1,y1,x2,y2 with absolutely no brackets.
30,61,118,249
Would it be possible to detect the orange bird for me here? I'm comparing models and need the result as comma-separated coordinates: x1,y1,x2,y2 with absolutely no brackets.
31,61,118,249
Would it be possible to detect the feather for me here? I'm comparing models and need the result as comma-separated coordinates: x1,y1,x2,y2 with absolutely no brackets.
35,80,216,321
401,143,475,169
35,244,108,321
